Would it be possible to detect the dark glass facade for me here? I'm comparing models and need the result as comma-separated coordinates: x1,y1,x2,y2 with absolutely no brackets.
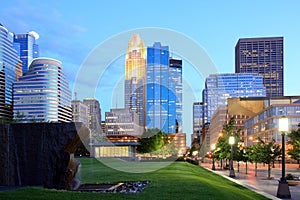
235,37,283,97
0,24,22,120
193,102,203,136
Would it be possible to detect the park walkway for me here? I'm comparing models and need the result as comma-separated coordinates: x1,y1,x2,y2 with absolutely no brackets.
200,161,300,200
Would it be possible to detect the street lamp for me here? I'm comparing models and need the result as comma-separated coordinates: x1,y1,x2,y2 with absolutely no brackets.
211,143,216,170
229,136,235,178
276,116,291,199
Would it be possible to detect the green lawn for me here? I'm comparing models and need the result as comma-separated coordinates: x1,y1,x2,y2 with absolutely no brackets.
0,158,269,200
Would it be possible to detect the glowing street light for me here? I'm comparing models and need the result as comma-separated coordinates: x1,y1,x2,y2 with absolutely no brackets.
211,143,216,170
277,116,291,199
229,136,235,178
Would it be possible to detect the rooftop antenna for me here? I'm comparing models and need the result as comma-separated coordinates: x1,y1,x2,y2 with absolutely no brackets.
74,92,77,100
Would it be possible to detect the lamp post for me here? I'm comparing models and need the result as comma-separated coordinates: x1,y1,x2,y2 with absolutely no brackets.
229,136,235,178
276,116,291,199
211,143,216,170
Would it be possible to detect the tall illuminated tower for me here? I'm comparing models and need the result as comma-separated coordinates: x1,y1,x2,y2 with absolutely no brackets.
124,34,146,128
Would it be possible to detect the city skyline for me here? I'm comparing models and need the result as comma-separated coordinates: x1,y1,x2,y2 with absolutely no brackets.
1,0,300,146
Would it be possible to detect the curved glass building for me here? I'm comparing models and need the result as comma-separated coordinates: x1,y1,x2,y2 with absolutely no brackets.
13,58,72,122
0,23,22,121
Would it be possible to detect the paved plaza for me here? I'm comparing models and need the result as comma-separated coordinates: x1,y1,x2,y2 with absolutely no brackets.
200,161,300,200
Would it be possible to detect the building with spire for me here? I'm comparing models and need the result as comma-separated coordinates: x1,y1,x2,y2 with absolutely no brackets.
124,34,146,128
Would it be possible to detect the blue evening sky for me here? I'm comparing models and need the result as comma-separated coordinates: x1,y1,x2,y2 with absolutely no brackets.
1,0,300,146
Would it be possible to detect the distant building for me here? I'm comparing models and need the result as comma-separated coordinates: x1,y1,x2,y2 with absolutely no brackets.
105,108,141,136
207,106,249,147
203,73,266,123
101,121,106,135
235,37,284,97
71,100,88,127
83,98,101,134
0,23,22,121
193,102,203,146
13,31,39,75
146,42,183,134
13,58,72,122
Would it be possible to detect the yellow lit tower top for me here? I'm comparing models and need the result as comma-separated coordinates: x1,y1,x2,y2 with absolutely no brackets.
125,34,146,80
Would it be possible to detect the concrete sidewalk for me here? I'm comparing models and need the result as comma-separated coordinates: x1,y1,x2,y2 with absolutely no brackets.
199,162,300,200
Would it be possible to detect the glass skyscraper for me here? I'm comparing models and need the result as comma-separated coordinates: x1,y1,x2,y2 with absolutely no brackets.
146,42,182,134
13,31,39,75
235,37,283,97
124,34,146,127
203,73,266,123
0,23,22,121
13,58,72,122
169,58,183,133
193,102,203,136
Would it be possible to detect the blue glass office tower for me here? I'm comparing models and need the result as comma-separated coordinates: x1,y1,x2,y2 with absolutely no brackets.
146,42,182,134
13,31,39,75
203,73,266,123
0,23,22,120
13,58,72,122
169,58,182,133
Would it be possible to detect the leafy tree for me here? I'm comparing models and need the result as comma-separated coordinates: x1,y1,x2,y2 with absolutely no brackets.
137,129,165,154
287,128,300,168
255,138,281,179
214,118,240,169
247,144,261,176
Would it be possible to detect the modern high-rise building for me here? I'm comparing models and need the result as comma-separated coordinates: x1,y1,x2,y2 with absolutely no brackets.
83,98,101,134
193,102,203,138
146,42,183,134
71,100,89,127
13,58,72,122
124,34,146,127
235,37,284,97
203,73,266,123
13,31,39,75
169,58,183,133
0,23,22,121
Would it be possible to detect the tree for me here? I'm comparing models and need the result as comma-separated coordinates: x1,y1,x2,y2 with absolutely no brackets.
255,138,281,179
287,128,300,168
247,144,261,177
137,129,165,154
214,118,240,169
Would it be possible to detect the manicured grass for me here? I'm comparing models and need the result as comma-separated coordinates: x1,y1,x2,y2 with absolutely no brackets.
0,158,269,200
